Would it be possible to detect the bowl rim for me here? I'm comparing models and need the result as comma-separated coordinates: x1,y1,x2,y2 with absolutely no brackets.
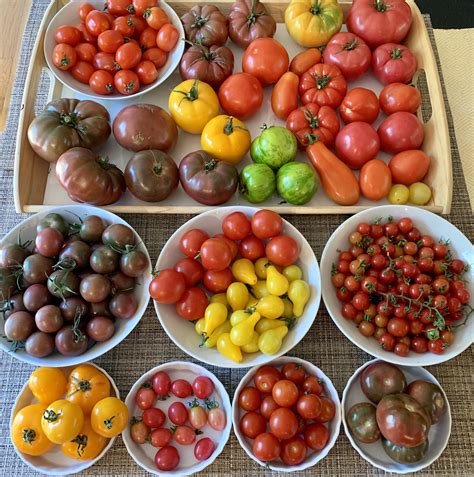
9,362,120,476
0,204,151,366
122,360,232,476
43,0,185,101
320,204,474,366
152,205,322,369
341,358,452,474
231,355,342,472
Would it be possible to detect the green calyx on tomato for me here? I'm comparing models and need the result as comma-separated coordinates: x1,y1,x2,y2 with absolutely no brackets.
343,38,359,51
311,73,331,90
59,112,79,127
390,48,403,60
247,0,265,24
173,79,200,105
223,116,248,136
374,0,388,13
304,110,320,130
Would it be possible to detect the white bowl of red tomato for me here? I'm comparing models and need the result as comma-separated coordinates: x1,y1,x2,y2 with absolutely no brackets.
232,356,341,471
320,205,473,366
43,0,184,99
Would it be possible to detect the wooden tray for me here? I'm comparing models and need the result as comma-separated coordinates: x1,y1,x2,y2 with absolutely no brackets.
14,0,452,214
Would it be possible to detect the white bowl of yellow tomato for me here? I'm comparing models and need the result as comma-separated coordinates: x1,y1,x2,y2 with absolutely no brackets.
9,363,127,475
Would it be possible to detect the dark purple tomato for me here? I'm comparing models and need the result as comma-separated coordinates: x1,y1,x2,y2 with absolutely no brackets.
80,274,111,303
55,325,89,356
360,362,407,403
35,227,64,257
35,305,64,333
25,331,55,357
109,291,137,319
59,296,89,322
0,243,30,268
89,300,112,318
407,380,447,424
102,224,135,250
59,240,91,269
109,271,135,292
346,402,381,443
47,270,81,300
79,215,107,242
86,316,115,342
1,293,26,319
23,284,53,312
4,311,35,340
89,245,120,274
120,250,149,277
22,254,54,284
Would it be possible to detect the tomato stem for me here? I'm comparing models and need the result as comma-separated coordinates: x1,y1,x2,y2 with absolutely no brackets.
310,73,331,90
390,48,403,60
310,2,321,15
59,112,78,128
247,0,266,25
22,428,36,444
223,116,248,135
43,409,62,422
374,0,388,12
72,434,88,457
342,38,359,51
192,15,210,29
104,416,115,429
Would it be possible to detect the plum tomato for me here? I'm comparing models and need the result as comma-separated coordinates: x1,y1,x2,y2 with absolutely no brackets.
251,210,283,239
174,425,197,445
192,376,214,400
265,235,299,267
222,212,251,240
188,403,207,430
149,269,186,304
175,287,208,321
171,379,193,398
208,408,226,431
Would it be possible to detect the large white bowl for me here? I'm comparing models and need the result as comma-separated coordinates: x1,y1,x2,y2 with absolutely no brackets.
153,206,322,368
320,205,474,366
10,362,120,476
0,205,151,366
342,359,451,473
123,361,232,476
232,356,341,472
44,0,185,100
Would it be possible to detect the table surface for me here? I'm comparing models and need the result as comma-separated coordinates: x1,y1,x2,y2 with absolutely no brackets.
0,2,473,476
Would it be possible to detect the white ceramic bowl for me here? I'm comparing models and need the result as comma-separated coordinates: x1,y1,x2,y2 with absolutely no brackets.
0,205,151,366
10,362,120,475
320,205,474,366
153,206,321,368
44,1,185,100
123,361,232,475
232,356,341,472
342,359,451,473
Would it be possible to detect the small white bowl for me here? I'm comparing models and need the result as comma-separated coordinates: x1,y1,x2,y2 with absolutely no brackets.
44,1,185,100
342,359,452,473
10,362,120,476
0,205,151,367
153,206,322,368
123,361,232,475
320,205,474,366
232,356,341,472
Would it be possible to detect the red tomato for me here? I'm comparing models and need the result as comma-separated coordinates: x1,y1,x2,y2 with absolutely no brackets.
340,87,380,125
281,363,305,385
53,43,77,71
346,0,413,49
89,70,114,94
157,24,179,52
171,379,193,398
428,339,446,355
302,375,323,395
213,234,239,260
252,433,281,462
143,407,166,428
135,60,158,84
93,52,118,73
174,258,203,287
149,269,186,304
272,380,299,407
271,72,299,120
378,112,424,153
335,122,380,169
239,236,265,261
200,238,232,271
222,211,251,240
265,235,300,267
107,0,133,15
168,402,188,425
155,446,179,471
194,438,216,461
115,42,142,69
85,10,111,37
218,73,264,120
54,26,82,46
315,397,335,423
203,268,233,293
372,43,417,85
150,428,172,447
98,30,124,53
299,63,347,108
304,422,329,451
239,387,262,411
75,43,97,63
269,408,298,440
254,366,281,393
139,27,159,50
297,394,322,419
79,3,94,22
242,38,289,86
113,16,135,38
280,436,307,466
379,83,421,115
77,22,97,44
323,32,371,80
144,6,169,30
250,210,283,239
192,376,214,399
143,47,168,69
289,48,321,76
240,411,266,439
359,159,392,201
175,287,208,321
388,150,431,185
152,371,171,397
135,383,156,410
286,103,339,147
133,0,158,16
131,15,148,37
174,426,196,445
180,229,210,258
260,395,279,420
71,61,95,83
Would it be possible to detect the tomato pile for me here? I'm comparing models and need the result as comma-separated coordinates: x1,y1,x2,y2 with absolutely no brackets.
331,216,471,356
130,370,225,471
347,361,447,464
149,210,311,363
237,362,336,466
51,1,180,95
11,365,127,459
0,213,148,358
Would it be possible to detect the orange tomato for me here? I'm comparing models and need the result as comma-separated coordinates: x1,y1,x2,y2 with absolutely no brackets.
289,48,321,76
388,150,431,185
360,159,392,200
156,24,179,52
271,72,299,120
75,43,97,63
71,61,95,84
53,44,77,71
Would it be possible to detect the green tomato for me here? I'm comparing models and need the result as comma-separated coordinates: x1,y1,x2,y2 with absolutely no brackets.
250,126,297,171
277,162,318,205
239,163,276,203
388,184,409,205
409,182,432,205
382,437,429,464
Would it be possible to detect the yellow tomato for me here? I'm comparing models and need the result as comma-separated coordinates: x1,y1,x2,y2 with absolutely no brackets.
230,311,261,347
254,257,272,279
202,302,228,336
168,79,219,134
409,182,432,205
288,280,311,317
232,258,258,285
201,115,251,164
266,265,289,296
91,397,128,438
241,331,260,353
195,317,206,335
282,264,303,282
388,184,409,204
255,295,285,319
226,282,249,311
28,367,67,404
203,319,232,348
256,318,288,334
11,404,54,456
66,364,111,415
251,280,271,299
258,326,288,355
61,418,107,461
210,293,229,309
216,333,243,363
42,400,84,444
282,298,294,319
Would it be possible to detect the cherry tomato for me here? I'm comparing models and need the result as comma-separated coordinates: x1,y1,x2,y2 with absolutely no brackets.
167,402,188,425
114,69,140,95
171,379,193,398
175,287,208,321
297,394,322,420
157,24,179,52
379,83,421,115
139,27,159,50
387,317,409,337
315,397,335,423
272,380,299,408
107,0,133,15
89,70,114,95
265,235,299,267
152,371,171,397
192,376,214,400
174,425,197,445
302,375,323,395
150,427,172,447
92,52,118,73
143,407,166,428
222,212,251,240
135,60,158,85
203,269,233,293
240,411,266,439
97,30,124,54
174,258,203,287
379,332,396,351
149,269,186,304
143,47,168,68
54,26,82,46
53,43,77,71
144,6,169,30
113,16,135,37
281,363,305,385
239,235,265,261
213,234,239,260
252,432,281,462
155,445,179,471
280,436,307,465
79,3,94,22
180,229,209,258
304,422,329,451
269,407,298,440
135,383,156,410
251,210,283,239
340,87,380,124
133,0,158,16
75,42,97,63
77,23,96,44
254,366,281,394
394,342,410,356
189,402,208,429
239,387,261,412
115,42,142,69
200,238,232,272
85,10,111,37
260,395,279,420
194,437,216,461
428,339,446,354
71,60,95,83
131,15,148,37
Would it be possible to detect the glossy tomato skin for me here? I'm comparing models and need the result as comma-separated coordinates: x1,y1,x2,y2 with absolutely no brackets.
200,238,232,271
272,72,299,120
360,159,392,201
340,88,380,125
174,258,203,287
280,436,307,465
240,411,266,439
180,229,209,258
346,402,380,443
252,432,281,462
388,150,431,185
372,43,417,85
360,362,407,403
70,60,94,84
149,269,186,304
304,422,329,451
154,445,180,471
378,112,424,153
175,287,209,321
222,212,251,240
379,83,421,115
254,366,281,393
382,437,429,464
407,380,447,424
203,269,233,293
251,210,283,239
265,235,299,267
239,387,261,411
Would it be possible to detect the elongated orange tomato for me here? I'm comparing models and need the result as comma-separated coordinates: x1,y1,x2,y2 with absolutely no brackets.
306,136,360,205
271,72,299,120
289,48,321,76
360,159,392,201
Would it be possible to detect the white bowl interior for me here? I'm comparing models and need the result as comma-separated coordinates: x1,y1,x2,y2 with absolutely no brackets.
44,0,185,100
122,361,232,476
232,356,341,472
0,205,151,367
320,205,474,366
153,206,322,368
341,359,452,474
10,362,120,476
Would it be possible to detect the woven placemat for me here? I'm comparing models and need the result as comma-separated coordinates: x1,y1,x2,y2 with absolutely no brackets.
0,2,472,476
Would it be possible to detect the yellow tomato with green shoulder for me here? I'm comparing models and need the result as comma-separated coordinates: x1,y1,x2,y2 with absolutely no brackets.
41,399,84,444
61,418,107,461
91,397,128,438
285,0,343,47
169,79,219,134
28,367,67,404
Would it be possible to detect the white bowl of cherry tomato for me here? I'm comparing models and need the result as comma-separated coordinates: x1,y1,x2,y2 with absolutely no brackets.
44,1,185,99
232,357,341,471
122,361,231,475
320,205,473,366
150,206,321,368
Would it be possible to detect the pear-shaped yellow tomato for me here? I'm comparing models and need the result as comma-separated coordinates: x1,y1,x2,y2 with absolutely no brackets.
282,264,303,282
288,279,310,317
42,400,84,444
258,326,288,355
202,302,228,336
11,404,54,456
210,293,229,309
61,418,107,461
226,282,249,311
169,79,219,134
67,364,111,415
91,397,128,438
242,331,260,353
282,298,294,319
256,318,289,334
203,320,232,348
251,280,271,299
266,265,289,296
230,312,261,346
254,257,272,279
246,294,259,308
28,367,67,404
195,317,206,335
201,115,251,164
217,333,243,363
230,309,251,327
232,258,258,285
255,295,285,319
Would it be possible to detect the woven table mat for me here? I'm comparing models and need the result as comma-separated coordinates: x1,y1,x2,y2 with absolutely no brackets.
0,2,473,476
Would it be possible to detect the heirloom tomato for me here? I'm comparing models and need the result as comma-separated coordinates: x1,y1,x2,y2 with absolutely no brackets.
91,397,128,438
277,162,318,205
388,150,431,185
360,362,407,403
218,73,263,119
29,367,67,403
372,43,417,85
407,380,447,424
346,402,380,443
271,72,299,120
42,400,84,444
379,83,421,115
340,88,380,125
378,111,424,153
181,5,228,47
61,418,107,460
359,159,392,201
382,438,429,464
251,126,297,170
